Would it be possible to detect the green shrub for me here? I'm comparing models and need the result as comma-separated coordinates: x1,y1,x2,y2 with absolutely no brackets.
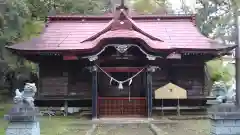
206,59,235,83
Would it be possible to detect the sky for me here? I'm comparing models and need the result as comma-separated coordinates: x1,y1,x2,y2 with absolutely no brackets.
169,0,182,9
168,0,196,12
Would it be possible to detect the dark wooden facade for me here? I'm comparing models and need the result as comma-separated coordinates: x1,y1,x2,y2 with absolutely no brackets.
38,60,92,100
37,56,207,100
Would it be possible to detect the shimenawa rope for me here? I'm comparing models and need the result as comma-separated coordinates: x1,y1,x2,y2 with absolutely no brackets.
95,64,146,90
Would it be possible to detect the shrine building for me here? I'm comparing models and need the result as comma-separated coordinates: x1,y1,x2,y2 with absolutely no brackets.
6,3,236,118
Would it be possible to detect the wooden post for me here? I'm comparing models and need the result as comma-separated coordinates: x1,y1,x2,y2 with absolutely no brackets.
177,98,180,116
147,68,153,117
64,100,68,116
91,66,98,119
146,71,149,117
161,99,164,116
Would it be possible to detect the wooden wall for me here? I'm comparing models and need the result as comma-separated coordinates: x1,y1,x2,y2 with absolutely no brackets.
68,61,92,98
152,67,169,91
37,55,208,100
152,59,205,98
38,60,92,99
39,61,68,96
170,65,204,97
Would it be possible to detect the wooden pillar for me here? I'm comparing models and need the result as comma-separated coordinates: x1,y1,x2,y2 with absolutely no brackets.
91,66,98,119
147,68,153,117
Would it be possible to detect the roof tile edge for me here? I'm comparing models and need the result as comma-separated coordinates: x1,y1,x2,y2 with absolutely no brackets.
47,14,195,21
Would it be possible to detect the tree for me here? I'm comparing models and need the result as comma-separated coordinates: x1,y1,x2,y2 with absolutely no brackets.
178,0,237,83
132,0,168,14
25,0,48,19
206,59,235,82
0,0,115,96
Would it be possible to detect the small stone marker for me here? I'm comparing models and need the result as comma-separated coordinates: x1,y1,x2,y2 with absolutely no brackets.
4,83,40,135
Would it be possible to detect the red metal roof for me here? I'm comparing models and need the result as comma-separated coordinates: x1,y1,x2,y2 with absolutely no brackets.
6,8,236,53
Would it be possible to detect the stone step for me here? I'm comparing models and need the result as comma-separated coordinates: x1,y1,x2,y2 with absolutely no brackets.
93,123,154,135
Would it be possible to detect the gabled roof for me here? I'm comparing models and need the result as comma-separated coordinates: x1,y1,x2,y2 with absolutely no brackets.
6,5,236,54
81,8,163,43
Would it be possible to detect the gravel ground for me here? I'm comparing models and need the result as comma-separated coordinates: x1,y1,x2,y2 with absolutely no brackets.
94,124,154,135
1,103,211,135
155,120,211,135
39,117,93,135
55,124,92,135
0,116,93,135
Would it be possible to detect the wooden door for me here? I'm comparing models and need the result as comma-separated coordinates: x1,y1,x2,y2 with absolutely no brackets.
98,97,147,117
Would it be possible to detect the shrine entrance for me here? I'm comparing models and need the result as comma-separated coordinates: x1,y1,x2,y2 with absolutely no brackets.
97,68,147,117
89,40,155,118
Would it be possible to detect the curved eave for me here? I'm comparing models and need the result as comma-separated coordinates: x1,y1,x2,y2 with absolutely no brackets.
5,33,236,56
5,44,237,56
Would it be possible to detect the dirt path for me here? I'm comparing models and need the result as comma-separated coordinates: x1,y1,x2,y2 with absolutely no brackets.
155,120,210,135
94,124,154,135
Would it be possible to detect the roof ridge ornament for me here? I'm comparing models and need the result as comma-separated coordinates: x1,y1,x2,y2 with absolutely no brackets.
116,0,128,12
120,0,125,9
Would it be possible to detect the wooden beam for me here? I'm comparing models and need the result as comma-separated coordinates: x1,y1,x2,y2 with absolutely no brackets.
101,67,145,72
97,56,137,63
63,55,78,60
98,97,146,100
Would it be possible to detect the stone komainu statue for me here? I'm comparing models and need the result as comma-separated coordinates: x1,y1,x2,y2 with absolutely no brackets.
5,83,40,135
13,83,37,108
211,80,236,103
211,81,227,97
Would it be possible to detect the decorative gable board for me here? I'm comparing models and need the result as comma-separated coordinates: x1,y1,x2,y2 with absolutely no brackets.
154,82,187,99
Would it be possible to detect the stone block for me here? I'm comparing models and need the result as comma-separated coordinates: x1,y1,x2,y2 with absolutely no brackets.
6,122,40,135
209,103,240,135
210,118,240,135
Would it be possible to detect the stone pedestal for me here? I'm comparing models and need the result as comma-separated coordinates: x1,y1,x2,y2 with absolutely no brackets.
6,122,40,135
208,103,240,135
4,106,40,135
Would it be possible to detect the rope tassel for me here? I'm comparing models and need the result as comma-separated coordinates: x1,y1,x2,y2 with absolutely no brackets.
109,78,113,85
118,82,123,90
